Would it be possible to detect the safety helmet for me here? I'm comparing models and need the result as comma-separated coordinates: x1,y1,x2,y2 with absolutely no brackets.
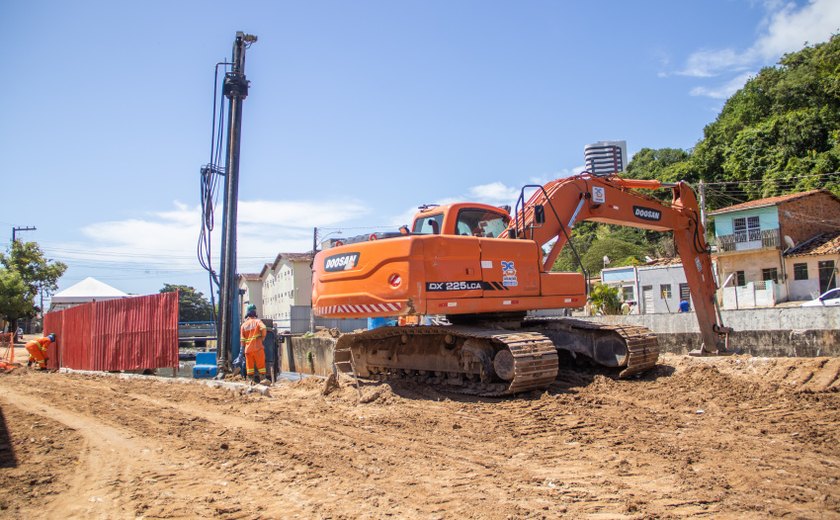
247,304,257,312
47,333,56,342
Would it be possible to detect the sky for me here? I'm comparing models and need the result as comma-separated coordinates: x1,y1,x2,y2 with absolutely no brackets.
1,0,839,304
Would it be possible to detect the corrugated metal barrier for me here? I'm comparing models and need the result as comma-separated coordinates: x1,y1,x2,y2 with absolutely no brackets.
43,292,178,371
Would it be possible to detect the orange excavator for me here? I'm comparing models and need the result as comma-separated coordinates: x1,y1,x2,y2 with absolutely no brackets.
313,171,731,395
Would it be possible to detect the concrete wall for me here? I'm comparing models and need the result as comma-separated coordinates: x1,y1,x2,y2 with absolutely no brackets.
280,336,336,377
286,306,367,334
721,280,784,309
581,306,840,357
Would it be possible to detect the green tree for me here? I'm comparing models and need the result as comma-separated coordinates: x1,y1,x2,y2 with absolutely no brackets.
0,240,68,334
625,147,691,186
0,268,30,331
160,284,214,322
581,237,645,277
688,35,840,204
588,284,621,315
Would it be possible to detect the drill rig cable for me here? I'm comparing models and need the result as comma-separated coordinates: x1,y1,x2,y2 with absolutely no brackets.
197,61,233,324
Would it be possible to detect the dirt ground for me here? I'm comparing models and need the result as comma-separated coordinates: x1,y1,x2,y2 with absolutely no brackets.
1,354,839,519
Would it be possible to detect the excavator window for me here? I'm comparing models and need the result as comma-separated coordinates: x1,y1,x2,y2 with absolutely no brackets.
456,209,509,238
412,214,444,235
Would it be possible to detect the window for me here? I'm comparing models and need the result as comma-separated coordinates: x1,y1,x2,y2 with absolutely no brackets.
660,284,672,299
679,283,690,301
733,216,761,242
455,208,510,238
412,213,444,235
793,263,808,281
735,271,746,286
622,285,635,302
762,268,778,283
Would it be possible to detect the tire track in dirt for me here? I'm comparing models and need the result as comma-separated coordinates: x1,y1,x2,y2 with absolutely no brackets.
75,377,651,518
3,355,840,519
2,387,174,519
0,383,313,519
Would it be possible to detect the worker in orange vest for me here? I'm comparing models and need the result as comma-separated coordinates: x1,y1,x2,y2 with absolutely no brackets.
240,305,268,384
26,333,55,370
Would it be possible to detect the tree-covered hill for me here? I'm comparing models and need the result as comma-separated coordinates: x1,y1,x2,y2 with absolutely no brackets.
556,34,840,274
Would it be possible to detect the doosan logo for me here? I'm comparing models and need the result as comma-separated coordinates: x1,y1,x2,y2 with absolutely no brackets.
633,206,661,221
324,253,360,272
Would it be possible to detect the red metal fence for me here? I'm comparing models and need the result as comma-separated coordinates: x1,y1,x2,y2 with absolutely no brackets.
43,292,178,371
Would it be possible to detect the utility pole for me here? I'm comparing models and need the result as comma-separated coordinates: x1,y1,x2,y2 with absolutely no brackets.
217,31,257,375
310,227,318,332
11,226,36,244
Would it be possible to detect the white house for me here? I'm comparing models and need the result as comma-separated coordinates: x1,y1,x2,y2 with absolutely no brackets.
261,252,314,328
601,258,714,314
237,272,264,318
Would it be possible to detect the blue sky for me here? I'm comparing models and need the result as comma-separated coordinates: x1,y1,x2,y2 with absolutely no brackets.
1,0,838,302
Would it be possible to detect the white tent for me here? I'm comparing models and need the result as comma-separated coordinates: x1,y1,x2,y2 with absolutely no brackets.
50,277,130,311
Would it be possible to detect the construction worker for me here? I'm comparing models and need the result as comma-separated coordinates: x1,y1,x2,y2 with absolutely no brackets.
240,304,268,384
25,333,55,370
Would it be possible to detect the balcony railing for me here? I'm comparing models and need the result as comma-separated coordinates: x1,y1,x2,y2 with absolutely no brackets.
716,228,780,253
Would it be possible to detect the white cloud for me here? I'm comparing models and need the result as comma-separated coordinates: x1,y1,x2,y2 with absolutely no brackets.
690,71,756,99
677,0,840,98
754,0,840,58
680,48,752,78
467,182,521,205
54,198,370,274
387,166,588,227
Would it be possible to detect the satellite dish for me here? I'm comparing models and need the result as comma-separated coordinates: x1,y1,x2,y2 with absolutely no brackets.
784,235,795,249
603,255,611,265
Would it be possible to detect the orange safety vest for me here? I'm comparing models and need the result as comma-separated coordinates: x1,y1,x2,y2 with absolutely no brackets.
25,337,51,352
240,317,266,353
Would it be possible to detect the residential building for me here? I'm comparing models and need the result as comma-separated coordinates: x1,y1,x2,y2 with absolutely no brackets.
261,252,314,329
237,272,264,318
708,189,840,307
783,231,839,300
601,258,705,314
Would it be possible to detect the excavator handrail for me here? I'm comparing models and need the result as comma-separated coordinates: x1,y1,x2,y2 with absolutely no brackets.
511,183,590,292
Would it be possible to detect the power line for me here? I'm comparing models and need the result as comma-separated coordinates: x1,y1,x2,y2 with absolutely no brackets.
701,172,839,187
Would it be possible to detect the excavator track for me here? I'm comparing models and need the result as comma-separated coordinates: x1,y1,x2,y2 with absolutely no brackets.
334,326,558,396
333,318,659,396
524,318,660,377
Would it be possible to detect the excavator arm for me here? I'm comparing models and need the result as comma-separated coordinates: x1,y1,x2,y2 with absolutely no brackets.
505,173,730,354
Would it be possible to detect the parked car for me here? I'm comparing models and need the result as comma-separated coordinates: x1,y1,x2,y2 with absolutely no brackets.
800,288,840,307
